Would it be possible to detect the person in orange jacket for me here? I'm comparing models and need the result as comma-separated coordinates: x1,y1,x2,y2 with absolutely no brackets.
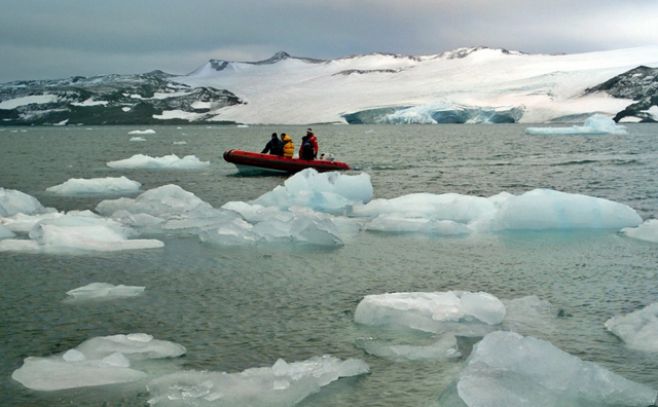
281,133,294,158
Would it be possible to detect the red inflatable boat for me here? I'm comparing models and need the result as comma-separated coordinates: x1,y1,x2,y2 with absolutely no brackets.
223,149,351,174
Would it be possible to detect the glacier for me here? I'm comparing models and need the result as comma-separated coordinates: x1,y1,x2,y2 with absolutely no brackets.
605,303,658,352
452,331,657,407
146,355,369,407
175,46,658,124
525,114,628,135
12,333,186,391
46,176,141,196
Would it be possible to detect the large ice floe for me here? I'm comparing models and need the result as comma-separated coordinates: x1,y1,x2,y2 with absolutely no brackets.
0,189,163,254
2,169,649,252
146,355,369,406
12,333,186,391
621,219,658,244
605,303,658,352
355,291,507,332
0,187,47,216
354,188,642,233
451,331,657,407
354,292,558,362
46,176,141,196
525,114,627,136
106,154,210,170
65,282,145,301
96,169,371,246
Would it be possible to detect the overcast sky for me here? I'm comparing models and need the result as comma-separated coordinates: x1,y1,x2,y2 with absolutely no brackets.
1,0,657,82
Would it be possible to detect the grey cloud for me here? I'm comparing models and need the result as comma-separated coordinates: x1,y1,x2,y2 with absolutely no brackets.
1,0,657,82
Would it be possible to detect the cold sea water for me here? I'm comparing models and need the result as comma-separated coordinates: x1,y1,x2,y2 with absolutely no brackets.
1,124,657,406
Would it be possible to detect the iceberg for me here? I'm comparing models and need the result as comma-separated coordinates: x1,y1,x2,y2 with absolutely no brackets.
0,224,15,240
106,154,210,170
130,136,146,142
353,189,641,233
454,331,657,407
605,303,658,352
621,219,658,243
254,169,373,213
66,282,145,300
356,335,460,362
365,216,471,235
128,129,156,135
354,291,506,333
46,176,141,196
147,355,369,406
525,114,627,135
484,188,642,231
0,187,47,216
0,211,164,253
353,193,496,223
12,333,185,391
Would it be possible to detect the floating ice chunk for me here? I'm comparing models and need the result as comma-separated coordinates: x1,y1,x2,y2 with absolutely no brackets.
11,355,147,391
621,219,658,243
173,140,187,145
352,193,496,223
0,211,163,253
605,303,658,352
455,331,657,407
200,217,259,245
97,184,213,219
96,184,230,236
254,169,373,213
147,355,369,406
526,114,627,135
75,333,186,361
484,188,642,231
354,291,506,333
128,129,156,135
130,136,146,142
46,176,141,196
12,333,185,391
0,224,15,240
66,282,145,300
356,335,460,362
0,187,46,216
107,154,210,170
366,216,471,235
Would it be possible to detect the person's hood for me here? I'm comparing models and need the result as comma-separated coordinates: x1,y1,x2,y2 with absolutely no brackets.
282,134,292,142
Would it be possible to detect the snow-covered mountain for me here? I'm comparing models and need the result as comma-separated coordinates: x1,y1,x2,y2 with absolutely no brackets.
2,46,658,125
